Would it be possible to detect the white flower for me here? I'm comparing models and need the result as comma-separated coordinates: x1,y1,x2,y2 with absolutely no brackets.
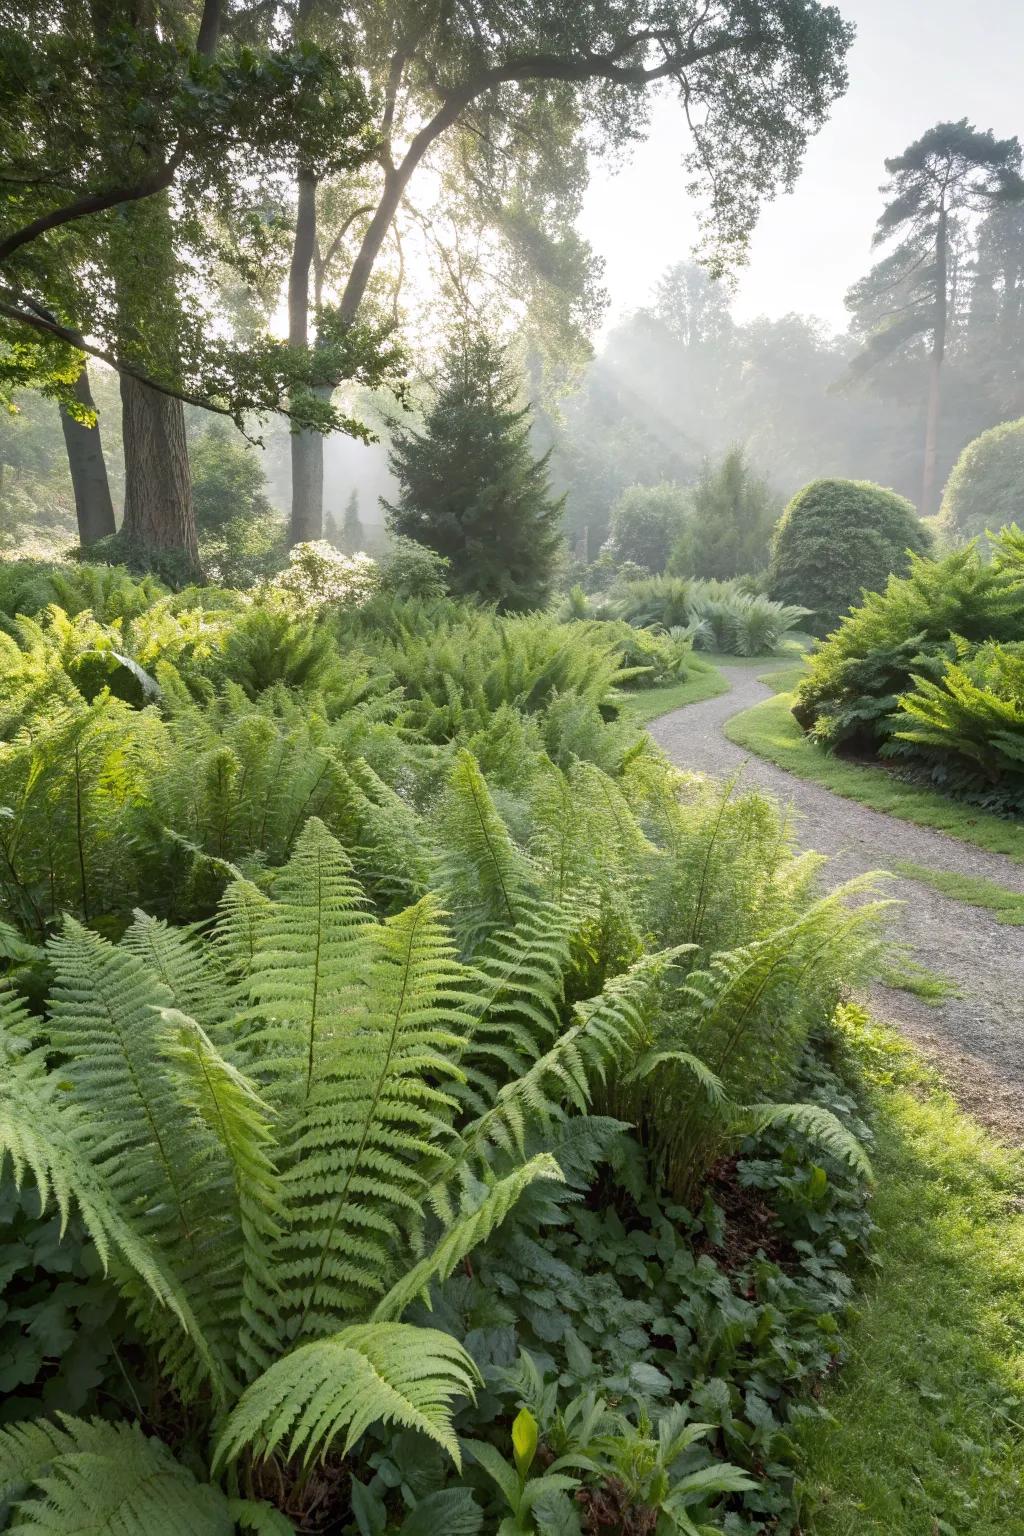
268,542,380,612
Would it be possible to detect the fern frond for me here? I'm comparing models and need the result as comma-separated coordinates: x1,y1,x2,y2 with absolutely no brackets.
246,818,372,1102
122,908,231,1025
433,749,536,948
159,1009,284,1380
46,921,236,1399
455,946,689,1170
0,1414,232,1534
214,877,274,986
275,893,474,1340
627,1049,726,1105
0,986,210,1350
372,1154,563,1322
453,898,587,1115
213,1323,480,1472
735,1101,874,1181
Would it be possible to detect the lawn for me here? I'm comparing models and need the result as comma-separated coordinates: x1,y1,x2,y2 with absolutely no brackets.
800,1018,1024,1536
621,656,729,722
724,689,1024,862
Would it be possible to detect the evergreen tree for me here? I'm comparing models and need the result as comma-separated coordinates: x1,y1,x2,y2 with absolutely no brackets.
340,489,365,552
385,331,564,611
670,447,780,579
846,121,1024,515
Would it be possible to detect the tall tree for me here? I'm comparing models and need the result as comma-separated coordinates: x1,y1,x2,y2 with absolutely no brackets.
59,363,116,544
0,0,393,571
385,329,563,610
283,0,855,541
846,121,1024,515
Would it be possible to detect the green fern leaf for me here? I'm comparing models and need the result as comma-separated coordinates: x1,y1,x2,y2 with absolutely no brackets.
213,1323,480,1472
273,892,474,1339
737,1101,874,1180
0,1414,232,1534
247,817,372,1103
372,1154,563,1322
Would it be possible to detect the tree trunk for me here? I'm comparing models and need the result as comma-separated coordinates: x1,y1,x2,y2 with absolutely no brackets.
120,372,201,578
288,172,324,546
60,363,116,545
921,206,949,517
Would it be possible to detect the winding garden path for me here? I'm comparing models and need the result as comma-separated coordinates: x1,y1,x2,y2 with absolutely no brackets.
650,664,1024,1141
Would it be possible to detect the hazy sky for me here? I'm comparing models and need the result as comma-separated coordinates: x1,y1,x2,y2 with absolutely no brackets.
580,0,1024,334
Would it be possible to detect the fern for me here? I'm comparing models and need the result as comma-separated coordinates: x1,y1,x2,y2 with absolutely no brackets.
433,749,535,947
246,818,372,1102
0,1414,254,1534
735,1101,874,1180
213,1323,480,1471
372,1154,563,1322
266,885,474,1340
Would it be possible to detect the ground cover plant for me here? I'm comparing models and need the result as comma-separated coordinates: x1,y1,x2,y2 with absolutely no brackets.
0,562,891,1535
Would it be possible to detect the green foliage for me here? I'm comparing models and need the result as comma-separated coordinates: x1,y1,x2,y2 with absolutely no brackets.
377,538,451,601
385,330,564,612
0,575,885,1533
188,416,286,588
0,559,167,625
792,529,1024,812
605,482,690,574
670,448,780,580
770,478,932,636
939,416,1024,543
604,574,807,656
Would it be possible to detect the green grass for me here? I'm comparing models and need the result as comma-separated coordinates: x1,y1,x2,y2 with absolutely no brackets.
621,658,729,723
801,1018,1024,1535
756,661,808,693
724,690,1024,863
877,956,961,1005
894,861,1024,925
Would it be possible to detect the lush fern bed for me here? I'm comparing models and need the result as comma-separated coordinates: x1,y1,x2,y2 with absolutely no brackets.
0,560,919,1535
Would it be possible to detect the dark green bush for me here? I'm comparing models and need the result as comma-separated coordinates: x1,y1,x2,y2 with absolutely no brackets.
793,538,1024,754
939,416,1024,544
770,478,932,636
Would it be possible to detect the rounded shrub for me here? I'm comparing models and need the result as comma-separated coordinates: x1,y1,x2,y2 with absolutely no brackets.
769,478,932,636
939,417,1024,544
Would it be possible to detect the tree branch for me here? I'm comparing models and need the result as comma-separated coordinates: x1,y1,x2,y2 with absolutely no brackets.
339,25,763,323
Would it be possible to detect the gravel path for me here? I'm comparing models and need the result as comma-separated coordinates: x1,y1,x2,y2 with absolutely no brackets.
650,664,1024,1141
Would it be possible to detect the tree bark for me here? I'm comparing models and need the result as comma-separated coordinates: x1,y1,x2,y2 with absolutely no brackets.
921,205,949,517
288,171,324,545
120,371,201,577
60,363,116,544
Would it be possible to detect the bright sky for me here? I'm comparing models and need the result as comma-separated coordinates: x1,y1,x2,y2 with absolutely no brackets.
580,0,1024,334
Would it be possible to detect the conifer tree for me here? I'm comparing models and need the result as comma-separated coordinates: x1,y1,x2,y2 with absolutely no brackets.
340,489,365,552
385,331,563,611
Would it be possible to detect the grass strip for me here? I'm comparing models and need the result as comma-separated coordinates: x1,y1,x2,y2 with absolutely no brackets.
800,1016,1024,1536
893,860,1024,925
724,690,1024,863
621,658,729,723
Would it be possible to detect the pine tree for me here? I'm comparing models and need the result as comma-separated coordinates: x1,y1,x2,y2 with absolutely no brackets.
340,489,365,553
846,121,1024,515
384,331,564,611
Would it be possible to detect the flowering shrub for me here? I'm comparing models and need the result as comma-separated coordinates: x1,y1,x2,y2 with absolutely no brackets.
269,540,378,611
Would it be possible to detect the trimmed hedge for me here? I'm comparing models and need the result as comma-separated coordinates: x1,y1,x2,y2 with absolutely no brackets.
770,478,932,636
939,417,1024,543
